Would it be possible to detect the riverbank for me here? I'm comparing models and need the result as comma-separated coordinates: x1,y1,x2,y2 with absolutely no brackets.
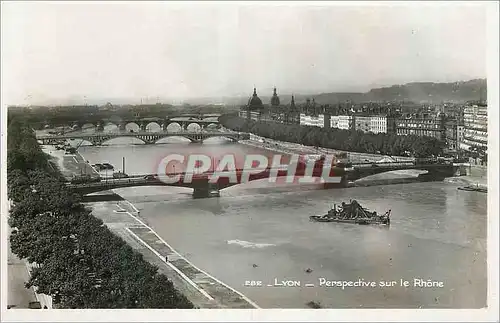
41,144,258,309
239,133,413,163
238,133,488,189
445,165,487,190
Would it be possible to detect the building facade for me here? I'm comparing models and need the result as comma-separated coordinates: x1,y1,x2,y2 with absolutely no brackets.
354,116,372,133
300,113,325,127
396,112,446,141
444,119,463,151
370,116,388,134
461,104,488,150
337,115,353,130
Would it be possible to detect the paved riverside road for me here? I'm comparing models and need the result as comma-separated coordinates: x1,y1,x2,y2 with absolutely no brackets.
7,232,38,309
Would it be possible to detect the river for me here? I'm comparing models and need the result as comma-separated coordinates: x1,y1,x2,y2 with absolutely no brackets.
77,137,487,309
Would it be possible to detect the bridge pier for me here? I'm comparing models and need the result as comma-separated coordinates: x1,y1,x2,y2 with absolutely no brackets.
96,122,104,132
192,182,220,199
416,165,458,183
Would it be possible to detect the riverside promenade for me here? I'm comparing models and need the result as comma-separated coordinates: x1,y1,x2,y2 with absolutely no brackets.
239,133,414,163
7,235,38,309
7,203,52,309
41,145,259,309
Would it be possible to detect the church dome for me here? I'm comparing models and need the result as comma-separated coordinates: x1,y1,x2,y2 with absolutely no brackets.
270,87,280,106
248,88,264,110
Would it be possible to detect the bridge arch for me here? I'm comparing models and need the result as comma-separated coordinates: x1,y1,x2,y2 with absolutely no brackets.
166,122,182,132
103,122,119,133
205,123,219,130
201,135,239,143
125,122,140,133
145,122,162,132
68,138,94,146
99,136,146,146
156,136,192,144
186,122,202,132
97,134,200,145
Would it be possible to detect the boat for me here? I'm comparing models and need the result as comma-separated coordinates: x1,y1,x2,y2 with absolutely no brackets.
458,185,487,193
70,174,102,184
113,171,129,179
102,163,114,170
309,215,390,225
310,200,391,226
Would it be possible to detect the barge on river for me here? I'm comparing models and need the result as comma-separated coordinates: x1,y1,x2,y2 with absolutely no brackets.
457,185,487,194
310,200,391,226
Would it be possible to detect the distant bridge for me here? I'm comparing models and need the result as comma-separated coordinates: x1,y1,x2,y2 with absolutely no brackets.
37,131,250,146
39,114,222,131
66,160,460,198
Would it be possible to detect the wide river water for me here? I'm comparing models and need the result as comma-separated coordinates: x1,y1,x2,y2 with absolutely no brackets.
78,137,487,309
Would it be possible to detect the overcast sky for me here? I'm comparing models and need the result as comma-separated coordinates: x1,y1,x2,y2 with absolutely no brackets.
1,2,488,105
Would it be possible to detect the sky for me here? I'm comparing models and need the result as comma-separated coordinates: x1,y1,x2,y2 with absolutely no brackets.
1,1,489,105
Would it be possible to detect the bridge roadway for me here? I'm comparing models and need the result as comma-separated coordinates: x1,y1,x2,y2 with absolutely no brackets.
36,131,250,145
67,160,459,198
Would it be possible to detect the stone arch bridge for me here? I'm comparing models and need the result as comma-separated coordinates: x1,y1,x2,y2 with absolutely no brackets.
47,115,222,132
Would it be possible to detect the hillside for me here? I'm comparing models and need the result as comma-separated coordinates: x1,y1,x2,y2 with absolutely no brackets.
310,79,486,104
363,79,487,104
202,79,487,106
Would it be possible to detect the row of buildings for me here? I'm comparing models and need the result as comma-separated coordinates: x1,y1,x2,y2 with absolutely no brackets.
239,88,488,155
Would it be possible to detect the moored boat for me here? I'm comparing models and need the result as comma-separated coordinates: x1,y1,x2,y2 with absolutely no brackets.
458,185,487,193
310,200,390,226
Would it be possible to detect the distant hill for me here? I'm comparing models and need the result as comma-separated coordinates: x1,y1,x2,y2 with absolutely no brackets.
310,79,486,104
363,79,487,104
194,79,486,106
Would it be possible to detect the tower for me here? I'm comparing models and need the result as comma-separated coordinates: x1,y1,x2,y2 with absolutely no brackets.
270,87,280,106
